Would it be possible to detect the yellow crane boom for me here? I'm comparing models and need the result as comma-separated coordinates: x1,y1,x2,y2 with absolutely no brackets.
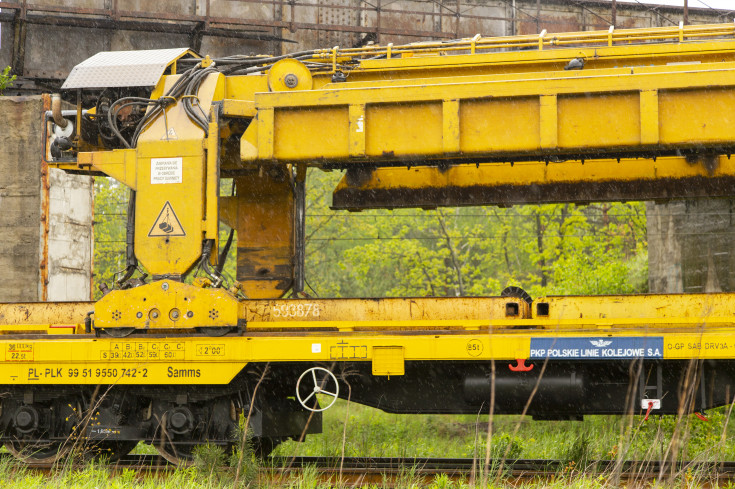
46,22,735,302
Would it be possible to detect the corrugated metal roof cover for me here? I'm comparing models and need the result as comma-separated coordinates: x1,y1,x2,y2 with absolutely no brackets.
62,48,196,89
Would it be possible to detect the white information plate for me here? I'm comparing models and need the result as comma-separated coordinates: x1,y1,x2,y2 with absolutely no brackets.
150,157,183,184
641,399,661,410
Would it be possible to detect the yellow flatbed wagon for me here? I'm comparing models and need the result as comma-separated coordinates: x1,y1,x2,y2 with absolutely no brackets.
6,22,735,462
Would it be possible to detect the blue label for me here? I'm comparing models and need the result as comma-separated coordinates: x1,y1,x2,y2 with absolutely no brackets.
529,337,663,359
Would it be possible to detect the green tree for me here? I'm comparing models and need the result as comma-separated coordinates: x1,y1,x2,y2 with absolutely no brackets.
304,169,648,298
93,168,649,300
0,66,16,94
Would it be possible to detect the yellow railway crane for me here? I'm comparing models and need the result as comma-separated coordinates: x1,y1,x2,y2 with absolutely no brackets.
3,22,735,462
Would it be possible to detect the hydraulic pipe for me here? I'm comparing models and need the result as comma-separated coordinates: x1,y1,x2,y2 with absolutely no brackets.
50,94,68,129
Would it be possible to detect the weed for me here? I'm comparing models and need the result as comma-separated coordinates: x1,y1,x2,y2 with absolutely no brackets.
192,443,228,483
430,473,455,489
287,464,321,489
229,439,259,487
564,431,592,467
490,432,525,461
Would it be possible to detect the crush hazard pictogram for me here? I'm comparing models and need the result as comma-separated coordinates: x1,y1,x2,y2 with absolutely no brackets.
148,201,186,237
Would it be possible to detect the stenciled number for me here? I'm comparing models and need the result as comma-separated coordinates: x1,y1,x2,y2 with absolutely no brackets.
272,303,321,318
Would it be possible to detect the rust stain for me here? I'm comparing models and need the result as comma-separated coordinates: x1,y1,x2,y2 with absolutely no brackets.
39,94,51,302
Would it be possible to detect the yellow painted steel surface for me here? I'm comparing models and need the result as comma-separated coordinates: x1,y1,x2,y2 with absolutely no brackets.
240,61,735,164
308,24,735,76
226,24,735,166
0,328,731,385
43,22,735,331
332,156,735,208
0,302,91,334
1,294,735,384
220,170,296,298
68,74,225,278
94,281,239,330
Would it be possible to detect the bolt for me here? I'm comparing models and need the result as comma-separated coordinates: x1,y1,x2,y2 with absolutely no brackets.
284,73,298,88
161,282,169,291
16,411,33,429
170,308,180,320
186,311,193,318
150,309,160,320
136,312,143,319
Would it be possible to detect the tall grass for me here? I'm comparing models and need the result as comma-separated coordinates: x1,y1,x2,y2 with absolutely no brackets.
0,399,733,488
274,400,735,463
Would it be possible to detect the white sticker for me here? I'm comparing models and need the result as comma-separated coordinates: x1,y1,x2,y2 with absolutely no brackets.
641,399,661,410
151,157,183,185
311,343,321,354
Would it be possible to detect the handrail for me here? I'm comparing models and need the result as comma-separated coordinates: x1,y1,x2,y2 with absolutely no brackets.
309,21,735,69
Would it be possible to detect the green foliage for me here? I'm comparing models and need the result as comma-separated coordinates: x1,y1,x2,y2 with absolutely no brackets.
629,407,735,461
490,432,525,461
563,431,592,466
0,407,731,488
92,177,128,298
306,169,648,298
192,443,227,477
0,66,16,93
93,167,648,299
277,401,733,469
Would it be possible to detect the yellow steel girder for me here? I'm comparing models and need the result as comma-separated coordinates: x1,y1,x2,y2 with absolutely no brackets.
331,156,735,209
2,293,735,384
0,329,729,385
239,61,735,164
3,293,735,334
220,168,296,299
218,26,735,114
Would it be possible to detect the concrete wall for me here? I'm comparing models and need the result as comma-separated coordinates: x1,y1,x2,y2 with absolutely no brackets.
647,201,735,294
0,96,42,301
47,169,93,301
0,96,92,302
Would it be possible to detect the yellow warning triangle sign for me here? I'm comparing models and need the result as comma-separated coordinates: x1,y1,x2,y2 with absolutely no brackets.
148,201,186,237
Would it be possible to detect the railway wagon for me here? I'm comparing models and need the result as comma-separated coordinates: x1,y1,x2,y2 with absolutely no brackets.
5,22,735,462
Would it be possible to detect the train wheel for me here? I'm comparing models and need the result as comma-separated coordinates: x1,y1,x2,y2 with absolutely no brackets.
5,440,70,464
100,327,136,338
194,327,234,337
154,442,194,465
153,412,194,465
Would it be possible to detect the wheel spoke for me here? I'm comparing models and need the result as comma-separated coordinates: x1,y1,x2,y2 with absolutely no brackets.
296,367,340,412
